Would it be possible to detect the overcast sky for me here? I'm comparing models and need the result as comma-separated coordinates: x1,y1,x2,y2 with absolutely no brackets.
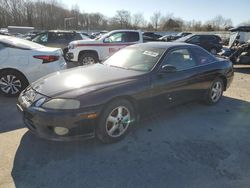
60,0,249,26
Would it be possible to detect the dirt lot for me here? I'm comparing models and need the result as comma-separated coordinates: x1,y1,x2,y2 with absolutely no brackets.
0,65,250,188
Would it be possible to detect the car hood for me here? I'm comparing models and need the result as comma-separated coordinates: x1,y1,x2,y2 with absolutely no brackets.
31,64,144,98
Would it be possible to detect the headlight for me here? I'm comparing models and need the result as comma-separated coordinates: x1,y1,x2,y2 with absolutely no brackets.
41,99,80,110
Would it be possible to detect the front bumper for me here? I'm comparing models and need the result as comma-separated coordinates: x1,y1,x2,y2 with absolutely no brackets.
65,52,74,62
17,101,102,141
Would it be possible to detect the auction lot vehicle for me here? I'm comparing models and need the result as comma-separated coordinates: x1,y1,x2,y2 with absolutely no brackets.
67,30,143,65
143,32,163,40
17,42,234,143
175,34,223,54
0,35,66,97
220,26,250,64
228,41,250,64
32,30,89,54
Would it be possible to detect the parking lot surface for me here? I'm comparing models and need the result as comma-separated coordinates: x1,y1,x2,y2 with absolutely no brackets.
1,65,250,188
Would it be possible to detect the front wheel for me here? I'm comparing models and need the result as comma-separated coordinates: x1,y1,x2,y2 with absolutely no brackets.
78,53,98,66
96,99,136,143
204,78,224,105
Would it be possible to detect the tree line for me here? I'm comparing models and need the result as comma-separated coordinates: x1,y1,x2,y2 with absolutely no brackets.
0,0,249,32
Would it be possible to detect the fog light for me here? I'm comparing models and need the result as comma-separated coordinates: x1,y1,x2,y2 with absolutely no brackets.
54,127,69,136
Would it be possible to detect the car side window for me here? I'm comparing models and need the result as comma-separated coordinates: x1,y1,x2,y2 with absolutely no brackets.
125,32,139,42
188,36,200,43
105,32,123,43
49,32,59,42
73,33,82,40
163,48,196,70
191,47,216,65
104,32,139,43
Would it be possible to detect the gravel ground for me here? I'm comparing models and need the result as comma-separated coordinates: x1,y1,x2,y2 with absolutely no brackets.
0,65,250,188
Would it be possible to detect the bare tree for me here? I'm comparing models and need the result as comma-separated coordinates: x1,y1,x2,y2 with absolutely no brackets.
132,13,146,29
150,11,161,31
206,15,233,30
113,10,131,29
238,20,250,26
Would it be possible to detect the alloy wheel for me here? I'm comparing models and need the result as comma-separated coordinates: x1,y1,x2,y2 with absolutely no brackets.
210,81,222,102
82,57,95,65
105,106,131,138
0,74,22,95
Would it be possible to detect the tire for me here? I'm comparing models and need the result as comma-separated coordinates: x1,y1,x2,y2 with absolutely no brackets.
78,53,98,66
203,78,224,105
0,70,29,97
96,99,136,143
63,47,69,60
210,48,217,55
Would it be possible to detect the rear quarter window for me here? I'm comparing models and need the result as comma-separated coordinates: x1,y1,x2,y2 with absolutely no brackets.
191,47,216,65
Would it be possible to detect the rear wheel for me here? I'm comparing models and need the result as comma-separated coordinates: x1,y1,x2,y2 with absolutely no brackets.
96,99,136,143
79,53,98,66
0,70,29,97
204,78,224,105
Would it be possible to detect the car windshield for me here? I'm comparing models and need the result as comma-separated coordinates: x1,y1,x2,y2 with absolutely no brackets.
104,47,165,72
1,36,44,49
228,32,239,48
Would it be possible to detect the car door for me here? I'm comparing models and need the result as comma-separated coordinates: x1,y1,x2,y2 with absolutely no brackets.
101,31,140,59
150,47,202,107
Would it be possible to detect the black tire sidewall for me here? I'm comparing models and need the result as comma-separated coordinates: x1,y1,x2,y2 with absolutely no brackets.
96,99,136,143
0,70,28,97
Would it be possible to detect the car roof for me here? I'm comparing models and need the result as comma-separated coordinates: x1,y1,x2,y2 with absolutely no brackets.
130,42,196,49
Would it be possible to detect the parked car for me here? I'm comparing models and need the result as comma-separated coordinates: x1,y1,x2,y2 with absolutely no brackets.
32,30,90,54
220,26,250,61
67,30,143,65
143,32,162,40
17,42,234,143
159,32,192,42
175,34,223,54
227,41,250,64
23,30,43,40
0,35,66,97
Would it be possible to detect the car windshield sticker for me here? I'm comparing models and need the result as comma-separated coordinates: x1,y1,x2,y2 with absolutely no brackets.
143,51,159,57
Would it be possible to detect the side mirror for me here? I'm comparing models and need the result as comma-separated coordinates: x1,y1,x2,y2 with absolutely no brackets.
160,64,177,73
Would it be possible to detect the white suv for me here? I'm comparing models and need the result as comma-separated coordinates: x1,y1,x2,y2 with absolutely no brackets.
67,30,143,65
